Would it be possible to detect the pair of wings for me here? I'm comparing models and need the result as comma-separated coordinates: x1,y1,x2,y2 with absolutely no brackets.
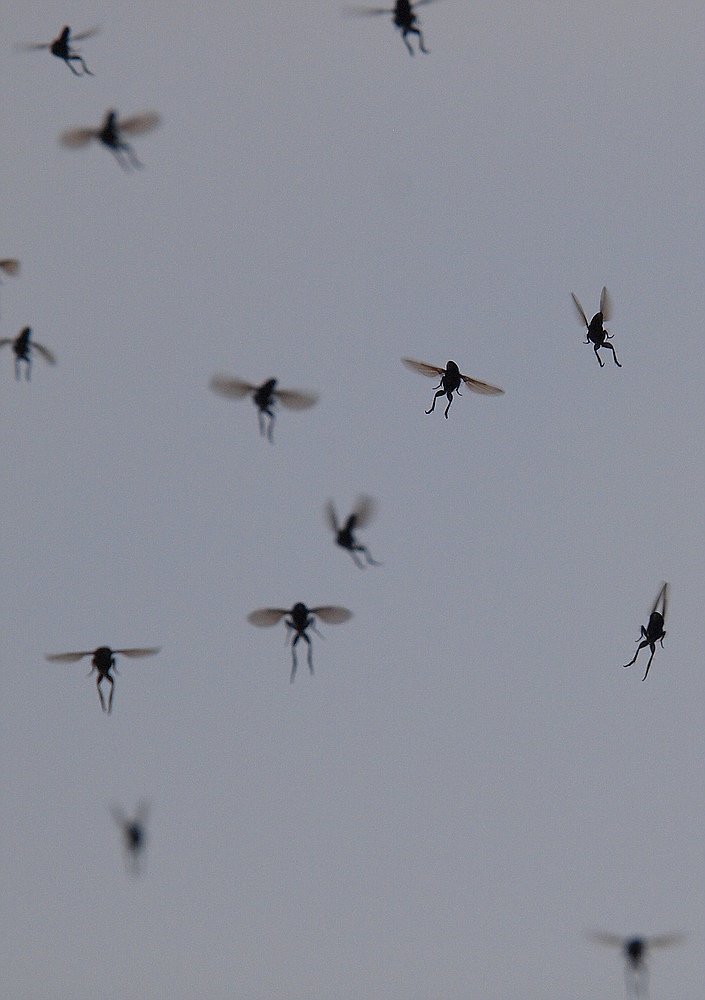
590,931,684,951
345,0,438,16
325,495,376,533
0,330,56,365
111,801,149,829
19,26,100,51
649,581,668,620
402,358,504,395
248,607,352,627
61,112,161,149
571,286,611,327
0,259,20,277
45,647,160,663
210,375,319,410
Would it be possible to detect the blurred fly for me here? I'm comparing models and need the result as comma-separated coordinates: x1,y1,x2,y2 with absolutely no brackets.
623,582,668,680
325,495,381,567
60,110,161,170
0,326,55,380
111,801,149,874
248,603,352,681
45,646,161,713
210,375,318,443
571,286,621,367
0,259,20,317
19,25,99,75
590,931,684,996
402,357,504,417
345,0,439,55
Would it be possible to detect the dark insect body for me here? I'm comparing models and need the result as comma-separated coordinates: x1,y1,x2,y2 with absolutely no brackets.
0,326,55,380
210,374,318,443
0,259,20,317
111,802,149,874
20,25,98,75
347,0,439,55
45,645,161,713
590,931,684,996
325,496,381,567
623,582,668,680
248,603,352,681
571,286,621,367
60,110,161,170
402,357,504,417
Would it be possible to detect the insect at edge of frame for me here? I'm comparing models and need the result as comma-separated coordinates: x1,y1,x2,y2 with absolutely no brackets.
60,110,161,170
590,931,684,996
210,374,319,443
623,582,668,680
18,25,99,75
248,603,352,681
0,326,56,380
344,0,441,56
325,495,382,567
571,285,621,367
402,357,504,418
45,645,161,713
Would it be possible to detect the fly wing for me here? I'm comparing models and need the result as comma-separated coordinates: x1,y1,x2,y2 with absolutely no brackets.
72,26,101,41
248,608,289,627
0,259,20,276
325,501,339,534
275,388,319,410
460,373,504,395
353,494,376,528
113,647,161,658
651,582,668,619
571,293,589,327
16,41,53,51
343,6,394,16
600,286,612,322
32,342,56,365
118,112,161,136
60,127,98,149
402,357,445,378
311,606,352,625
0,339,13,349
647,933,684,950
589,932,624,949
45,651,92,663
210,375,255,399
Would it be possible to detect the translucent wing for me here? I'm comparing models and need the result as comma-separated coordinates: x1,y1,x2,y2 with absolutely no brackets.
110,805,128,827
210,375,256,399
60,127,98,149
571,293,589,327
311,606,353,624
460,373,504,395
118,112,161,136
648,933,683,950
402,357,445,378
0,339,13,349
248,608,289,627
275,388,318,410
45,651,92,663
600,285,611,321
325,501,340,534
343,6,394,16
134,800,150,824
414,0,443,7
651,581,668,619
113,647,161,658
16,41,53,51
352,494,376,528
589,932,625,949
0,259,20,276
72,26,101,41
32,342,56,365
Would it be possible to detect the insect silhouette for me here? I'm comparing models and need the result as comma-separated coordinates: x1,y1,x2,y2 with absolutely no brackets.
45,646,161,713
248,603,352,681
0,327,55,380
19,25,99,75
571,286,621,367
402,358,504,417
623,582,668,680
325,496,381,568
346,0,439,55
60,110,161,170
210,375,318,443
0,259,20,317
111,802,149,874
590,932,684,996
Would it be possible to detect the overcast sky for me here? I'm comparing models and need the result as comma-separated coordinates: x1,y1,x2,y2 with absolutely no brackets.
1,1,703,998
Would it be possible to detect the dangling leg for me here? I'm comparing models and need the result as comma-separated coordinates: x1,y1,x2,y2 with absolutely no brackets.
265,406,275,444
401,31,415,55
290,634,299,682
443,391,454,417
426,388,445,414
69,54,93,75
63,56,82,75
411,27,429,53
624,638,649,668
347,548,366,569
357,545,382,566
603,341,621,367
641,643,657,681
304,633,314,675
593,344,605,366
97,676,107,712
122,142,144,170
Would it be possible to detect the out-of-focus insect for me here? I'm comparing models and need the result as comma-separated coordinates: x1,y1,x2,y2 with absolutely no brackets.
210,375,318,443
0,259,20,317
345,0,439,55
590,931,684,996
325,496,381,568
0,326,55,380
571,286,621,367
402,357,504,418
111,802,149,874
623,582,667,680
45,646,161,713
60,110,161,170
19,25,99,75
248,603,352,681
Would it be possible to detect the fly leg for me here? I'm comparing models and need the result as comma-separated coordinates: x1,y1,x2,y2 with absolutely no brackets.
358,545,382,566
602,340,621,367
593,343,605,367
401,31,415,56
290,633,299,683
97,676,108,712
413,27,429,53
106,674,116,711
624,638,649,668
641,643,657,681
443,391,454,417
348,548,366,569
303,633,314,675
425,381,445,414
70,54,93,75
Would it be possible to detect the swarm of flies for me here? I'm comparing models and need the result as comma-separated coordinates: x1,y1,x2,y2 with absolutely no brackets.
60,110,161,170
571,286,621,367
0,327,55,380
325,495,381,567
402,357,504,417
111,801,149,875
345,0,439,55
623,582,667,681
590,931,684,996
248,603,352,681
210,375,318,443
45,646,161,713
19,25,99,76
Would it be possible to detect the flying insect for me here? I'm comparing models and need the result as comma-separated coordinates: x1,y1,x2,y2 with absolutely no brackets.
345,0,438,55
45,646,161,713
402,357,504,417
571,286,621,367
590,931,684,996
0,326,55,380
111,802,149,874
0,259,20,316
248,603,352,681
325,496,381,567
60,110,161,170
623,583,668,680
19,25,98,75
210,375,318,442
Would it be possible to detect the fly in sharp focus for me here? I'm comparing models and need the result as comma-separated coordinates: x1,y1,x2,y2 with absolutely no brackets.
402,357,504,417
45,646,161,713
210,375,318,443
623,582,668,680
571,286,621,367
248,603,352,681
60,110,161,170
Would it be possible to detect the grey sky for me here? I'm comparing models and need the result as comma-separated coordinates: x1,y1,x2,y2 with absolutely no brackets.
1,1,703,997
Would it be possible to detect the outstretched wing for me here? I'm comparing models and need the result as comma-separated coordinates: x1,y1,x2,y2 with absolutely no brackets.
60,127,98,149
118,112,161,136
571,293,589,327
72,26,101,41
45,651,92,663
0,338,14,349
460,373,504,395
16,41,53,51
325,501,340,534
589,932,625,949
343,6,394,16
648,933,684,950
311,606,353,624
352,494,376,528
600,285,611,322
113,647,161,658
402,357,445,378
0,259,20,276
651,582,668,619
210,375,255,399
275,388,319,410
248,608,289,627
32,342,56,365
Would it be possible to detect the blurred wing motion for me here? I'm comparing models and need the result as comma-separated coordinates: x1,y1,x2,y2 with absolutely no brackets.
325,501,340,533
113,647,161,658
71,26,101,41
460,373,504,395
0,339,13,349
344,5,393,15
248,608,289,627
590,932,626,949
402,357,445,378
648,933,684,949
571,293,589,327
600,285,611,322
60,127,98,149
45,651,92,663
119,112,161,136
311,606,353,624
32,342,57,365
652,581,668,619
0,259,20,276
210,375,255,399
352,494,376,527
276,388,319,410
18,41,54,51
